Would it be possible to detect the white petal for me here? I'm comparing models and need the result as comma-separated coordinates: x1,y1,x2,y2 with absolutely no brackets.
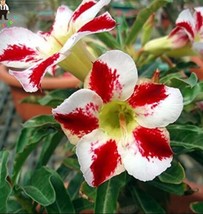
53,89,103,145
76,129,125,186
0,27,46,68
128,83,183,128
121,127,173,181
85,50,138,103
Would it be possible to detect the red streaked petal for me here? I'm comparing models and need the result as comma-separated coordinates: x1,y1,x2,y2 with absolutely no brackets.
177,22,194,39
134,127,173,160
128,83,183,128
76,129,125,187
78,12,116,33
195,11,203,32
53,89,103,145
9,53,63,92
71,0,96,22
121,127,173,181
0,27,46,68
128,82,168,107
86,50,138,103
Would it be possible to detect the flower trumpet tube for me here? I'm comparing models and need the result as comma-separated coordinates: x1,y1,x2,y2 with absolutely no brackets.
53,50,184,187
144,7,203,57
0,0,116,92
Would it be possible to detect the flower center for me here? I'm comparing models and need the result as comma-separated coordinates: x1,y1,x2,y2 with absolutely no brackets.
99,101,137,138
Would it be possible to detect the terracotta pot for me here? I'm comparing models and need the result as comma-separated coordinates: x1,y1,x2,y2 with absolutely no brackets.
190,56,203,80
167,181,203,214
0,64,80,120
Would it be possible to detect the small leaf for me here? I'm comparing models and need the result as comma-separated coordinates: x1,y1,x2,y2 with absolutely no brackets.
22,167,56,206
129,186,166,213
168,124,203,153
46,171,75,214
80,182,97,203
191,202,203,213
159,161,185,184
96,32,120,49
63,157,80,171
149,180,187,195
38,88,78,108
94,173,126,214
0,151,12,213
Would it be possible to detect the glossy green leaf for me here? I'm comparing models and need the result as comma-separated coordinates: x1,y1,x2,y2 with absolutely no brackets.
0,151,12,213
130,186,166,213
149,180,186,195
94,173,126,214
159,161,185,184
67,173,83,200
63,157,80,171
46,171,75,214
23,115,60,129
191,202,203,213
12,127,57,182
38,88,78,108
35,131,64,168
168,125,203,153
125,0,172,45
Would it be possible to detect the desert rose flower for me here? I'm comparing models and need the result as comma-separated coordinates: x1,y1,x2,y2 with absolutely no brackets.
53,50,183,187
0,0,116,92
144,7,203,57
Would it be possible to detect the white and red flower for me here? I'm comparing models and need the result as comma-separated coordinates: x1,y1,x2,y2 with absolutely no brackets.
0,0,116,92
53,50,183,187
169,7,203,54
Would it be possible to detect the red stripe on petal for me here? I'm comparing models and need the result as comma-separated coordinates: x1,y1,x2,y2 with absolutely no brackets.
177,22,194,39
54,102,99,138
90,139,121,186
0,44,38,62
78,13,116,32
29,53,60,88
128,83,168,108
71,1,96,21
195,11,203,32
134,127,173,160
89,60,122,103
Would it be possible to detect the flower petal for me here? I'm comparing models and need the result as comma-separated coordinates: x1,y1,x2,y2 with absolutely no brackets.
53,89,103,145
176,9,195,40
0,27,46,68
51,5,73,38
127,82,183,128
194,8,203,32
85,50,138,103
121,126,173,181
78,12,116,33
70,0,111,31
76,129,125,187
9,52,64,92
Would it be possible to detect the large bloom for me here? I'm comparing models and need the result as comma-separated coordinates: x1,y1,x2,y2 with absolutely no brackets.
53,50,183,187
144,7,203,57
0,0,116,92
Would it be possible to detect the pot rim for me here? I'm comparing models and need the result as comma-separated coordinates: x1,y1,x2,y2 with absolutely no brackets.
0,64,81,89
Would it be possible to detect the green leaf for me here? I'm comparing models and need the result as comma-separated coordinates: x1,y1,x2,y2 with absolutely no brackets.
159,161,185,184
35,131,64,168
46,171,75,214
130,186,166,213
38,88,78,108
73,198,94,213
23,115,59,129
168,124,203,153
94,173,126,214
23,166,75,213
0,151,12,213
12,127,56,182
80,182,97,203
125,0,171,45
63,157,80,171
149,180,187,195
191,202,203,213
96,32,120,49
